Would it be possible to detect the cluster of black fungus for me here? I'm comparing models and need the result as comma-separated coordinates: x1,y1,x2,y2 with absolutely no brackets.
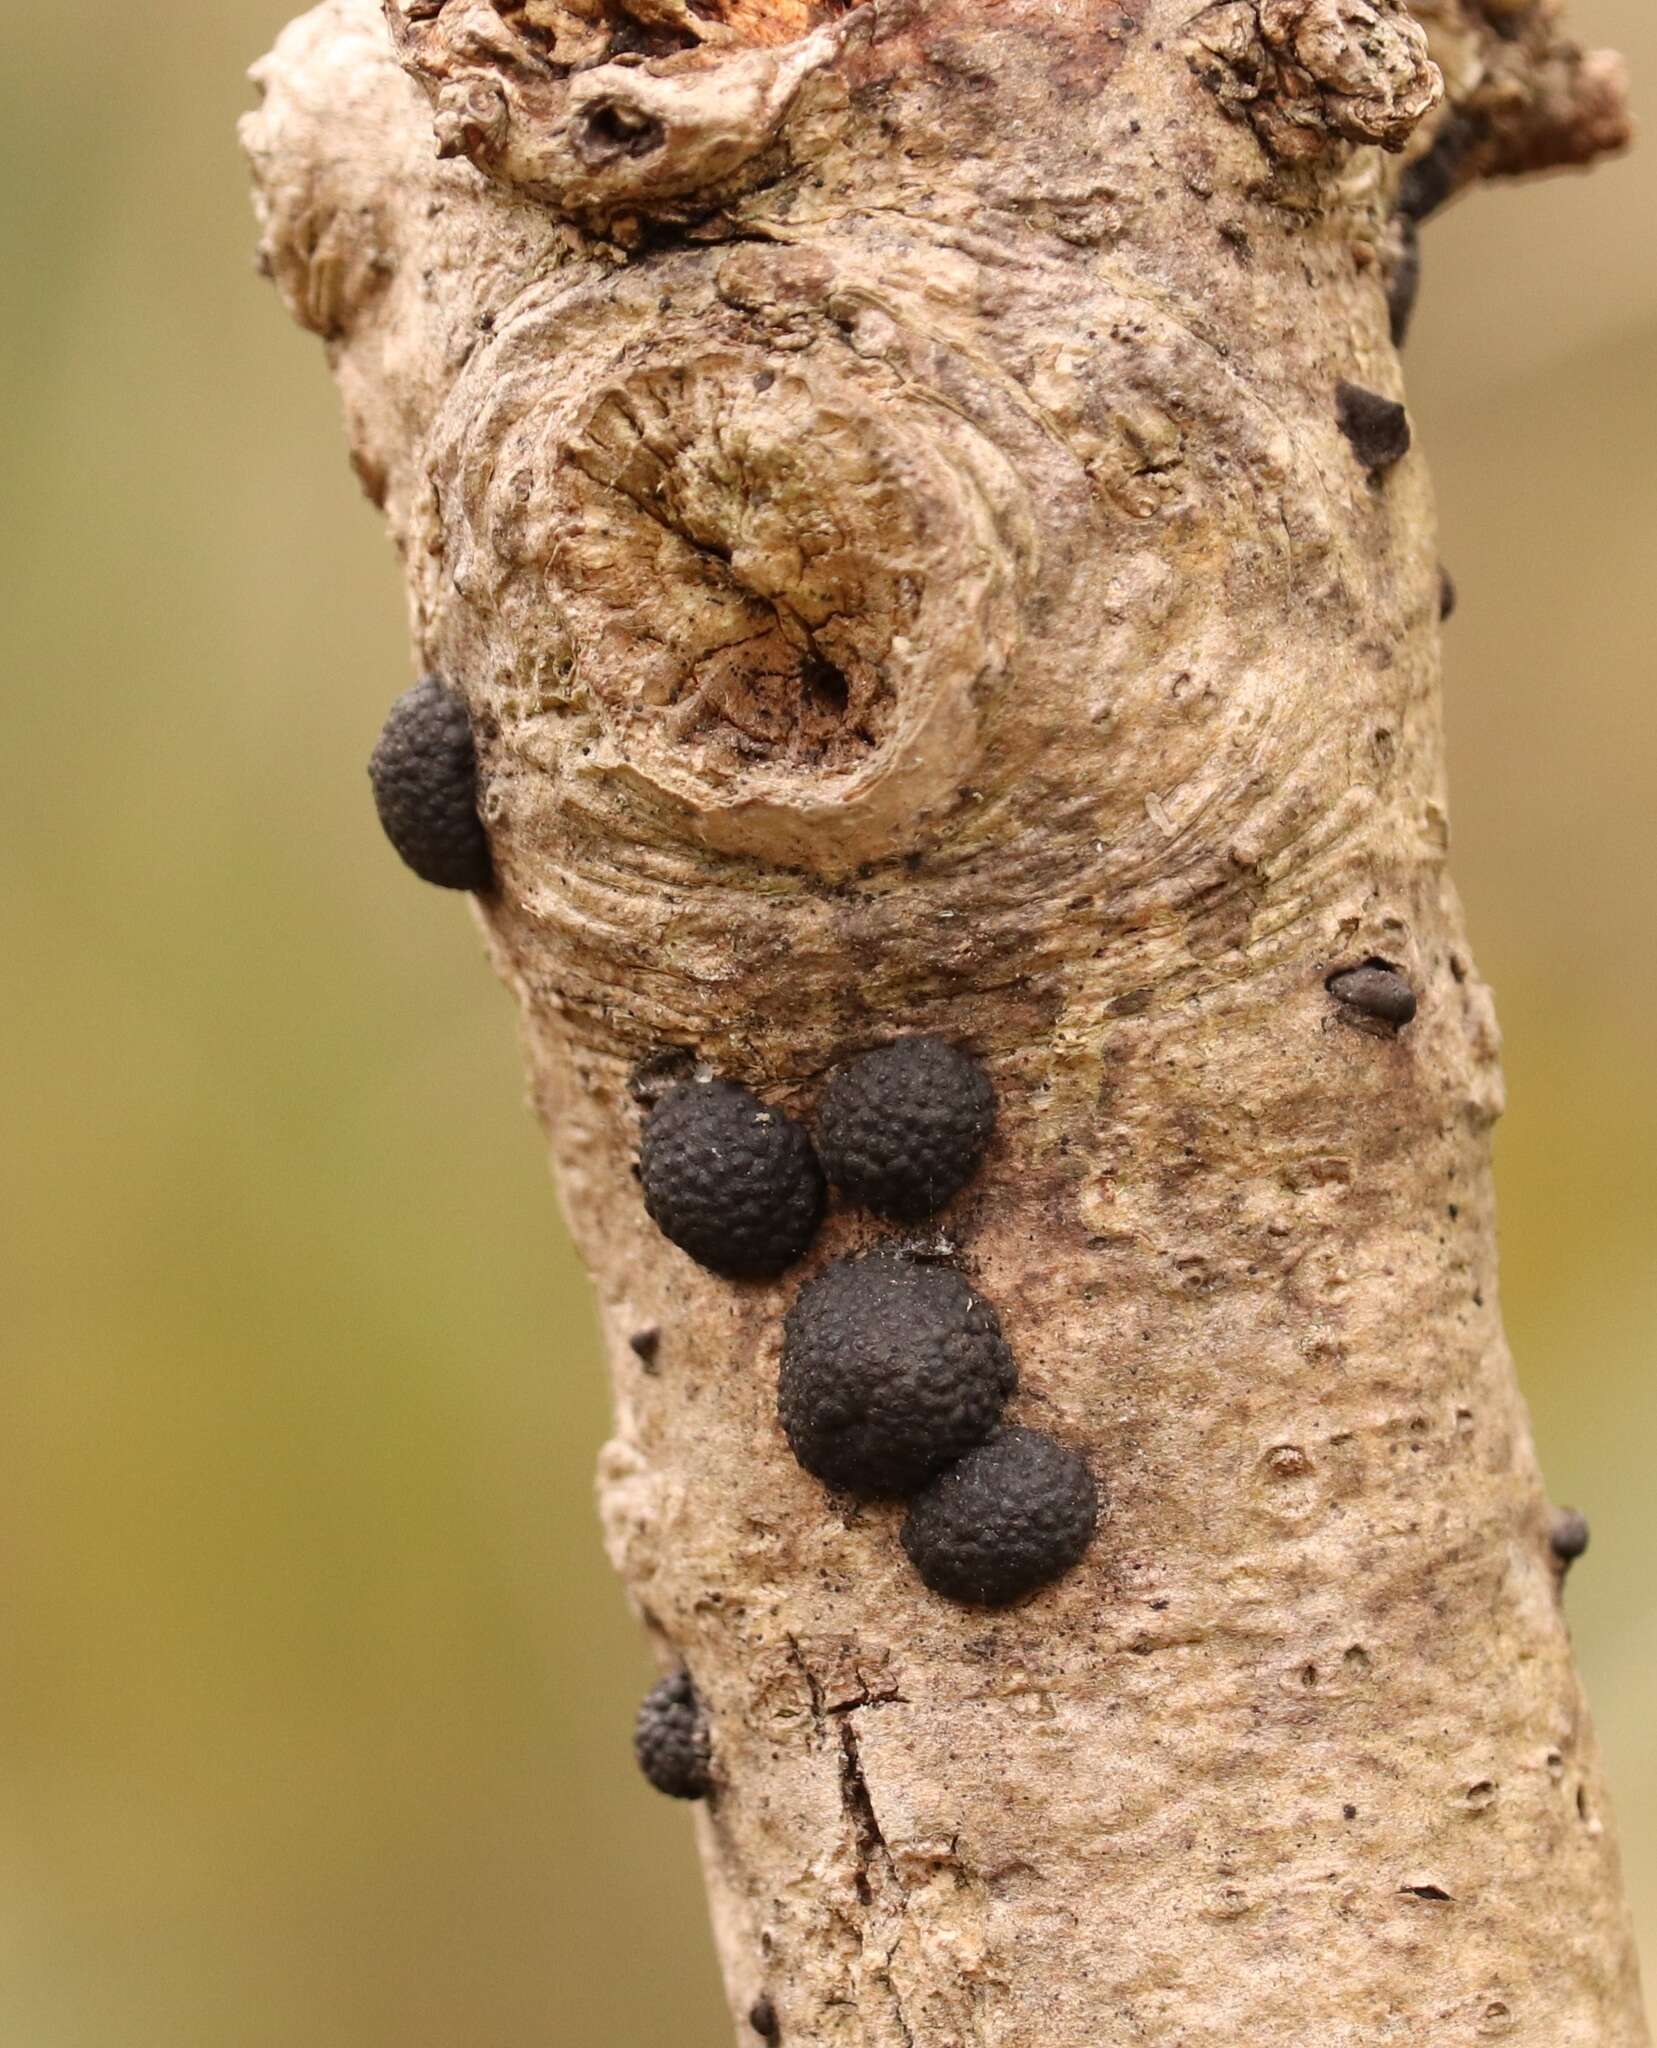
816,1038,996,1222
787,1046,1092,1604
639,1078,824,1279
634,1038,994,1279
902,1428,1100,1608
367,675,494,892
634,1670,712,1801
1335,381,1412,478
776,1249,1094,1603
779,1252,1015,1495
629,1041,1096,1615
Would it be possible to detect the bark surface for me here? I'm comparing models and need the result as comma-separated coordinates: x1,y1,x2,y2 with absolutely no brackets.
243,2,1645,2041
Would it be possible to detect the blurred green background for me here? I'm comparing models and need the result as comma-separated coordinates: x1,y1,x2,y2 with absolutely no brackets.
1,4,1651,2042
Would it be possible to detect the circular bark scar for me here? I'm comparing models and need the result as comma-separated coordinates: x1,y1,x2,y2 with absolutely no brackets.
430,273,1034,873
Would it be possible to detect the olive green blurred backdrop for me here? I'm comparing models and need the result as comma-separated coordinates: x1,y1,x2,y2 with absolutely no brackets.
1,4,1651,2042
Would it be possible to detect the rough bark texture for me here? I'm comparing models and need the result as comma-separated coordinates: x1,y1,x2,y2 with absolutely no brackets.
243,2,1644,2041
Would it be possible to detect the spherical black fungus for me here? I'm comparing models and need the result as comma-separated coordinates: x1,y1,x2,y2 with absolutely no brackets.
634,1670,712,1800
816,1038,996,1222
1335,381,1412,478
1438,566,1458,622
1551,1506,1591,1567
1387,217,1422,348
1328,961,1418,1028
901,1426,1098,1608
779,1252,1016,1496
640,1078,824,1279
749,1998,779,2040
367,675,493,891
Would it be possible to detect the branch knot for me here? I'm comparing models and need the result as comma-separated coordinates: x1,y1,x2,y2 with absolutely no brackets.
1187,0,1441,160
384,0,855,225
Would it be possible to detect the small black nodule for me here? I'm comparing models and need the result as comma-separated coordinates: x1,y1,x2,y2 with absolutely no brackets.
1399,116,1476,223
634,1670,712,1801
1336,382,1412,479
816,1037,996,1223
1550,1507,1591,1569
779,1251,1017,1497
901,1427,1099,1608
1328,961,1418,1030
639,1077,824,1280
368,675,494,892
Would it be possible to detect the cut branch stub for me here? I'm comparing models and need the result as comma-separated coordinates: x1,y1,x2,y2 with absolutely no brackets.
383,0,855,224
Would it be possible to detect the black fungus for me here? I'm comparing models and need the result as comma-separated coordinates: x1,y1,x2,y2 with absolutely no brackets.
749,1998,779,2039
1328,960,1418,1028
639,1078,824,1279
901,1426,1098,1607
629,1327,662,1371
1439,566,1458,622
779,1252,1016,1496
367,675,493,891
634,1670,712,1801
1336,382,1412,478
1399,115,1476,222
816,1037,996,1222
1550,1506,1591,1567
1388,217,1422,347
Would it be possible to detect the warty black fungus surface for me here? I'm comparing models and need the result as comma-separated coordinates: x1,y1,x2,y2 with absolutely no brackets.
634,1670,713,1800
779,1251,1016,1496
639,1078,824,1279
901,1426,1098,1607
1336,382,1412,477
367,675,494,891
815,1037,996,1222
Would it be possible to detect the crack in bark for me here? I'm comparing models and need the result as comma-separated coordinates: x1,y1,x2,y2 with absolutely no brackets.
838,1715,905,1909
785,1630,926,2045
838,1715,919,2045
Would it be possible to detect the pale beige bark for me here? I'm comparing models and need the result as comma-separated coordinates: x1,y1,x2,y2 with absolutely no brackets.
243,3,1644,2041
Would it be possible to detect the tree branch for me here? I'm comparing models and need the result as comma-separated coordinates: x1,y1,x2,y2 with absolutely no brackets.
244,2,1645,2040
